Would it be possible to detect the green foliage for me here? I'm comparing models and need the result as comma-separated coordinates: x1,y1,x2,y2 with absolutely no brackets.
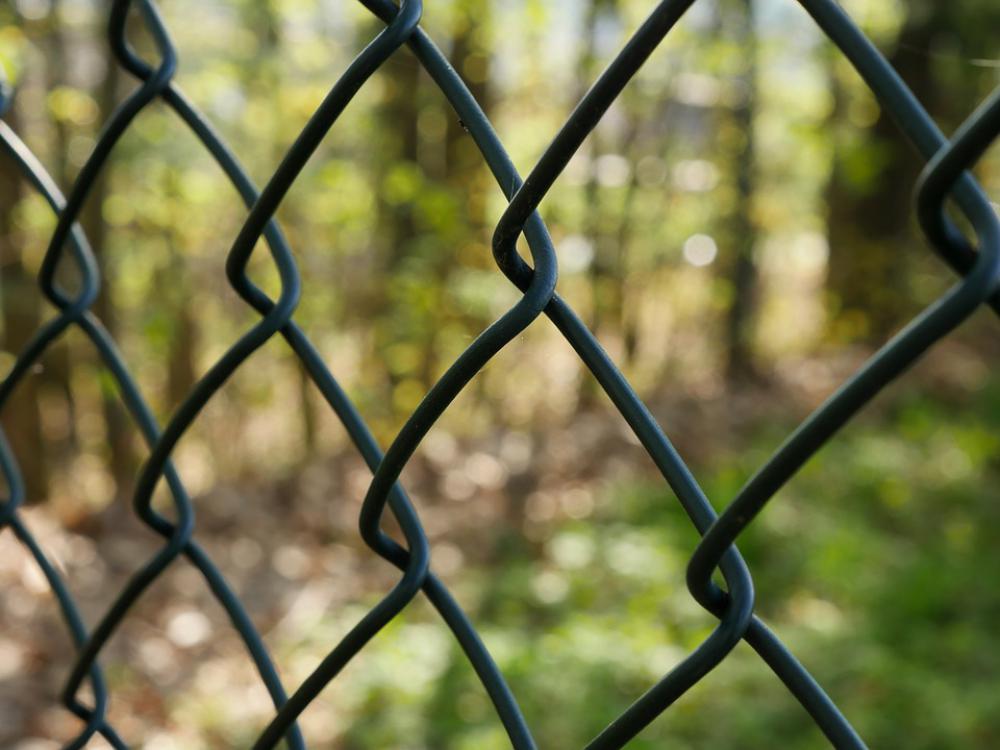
331,377,1000,748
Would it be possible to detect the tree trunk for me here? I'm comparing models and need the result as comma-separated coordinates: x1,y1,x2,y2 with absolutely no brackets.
42,0,79,455
723,0,760,383
824,2,945,343
0,106,48,503
83,55,135,504
371,40,421,406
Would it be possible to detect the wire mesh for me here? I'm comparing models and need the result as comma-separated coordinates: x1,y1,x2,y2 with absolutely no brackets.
1,0,998,747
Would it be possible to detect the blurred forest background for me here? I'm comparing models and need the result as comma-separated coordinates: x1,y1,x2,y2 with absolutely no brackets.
1,0,999,747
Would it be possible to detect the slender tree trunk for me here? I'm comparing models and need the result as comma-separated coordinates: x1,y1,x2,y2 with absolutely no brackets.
444,0,493,402
164,176,199,410
43,0,79,453
579,0,608,335
371,42,420,406
579,2,641,369
82,55,135,504
612,87,645,368
723,0,760,383
824,3,945,343
0,107,48,502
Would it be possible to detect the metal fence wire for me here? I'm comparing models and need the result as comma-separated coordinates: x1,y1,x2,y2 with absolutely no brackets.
1,0,999,747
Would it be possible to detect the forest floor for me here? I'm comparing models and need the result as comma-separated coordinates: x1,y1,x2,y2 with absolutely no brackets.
2,334,998,748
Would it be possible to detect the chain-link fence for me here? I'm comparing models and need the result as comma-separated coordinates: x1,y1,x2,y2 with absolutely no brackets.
1,0,998,747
